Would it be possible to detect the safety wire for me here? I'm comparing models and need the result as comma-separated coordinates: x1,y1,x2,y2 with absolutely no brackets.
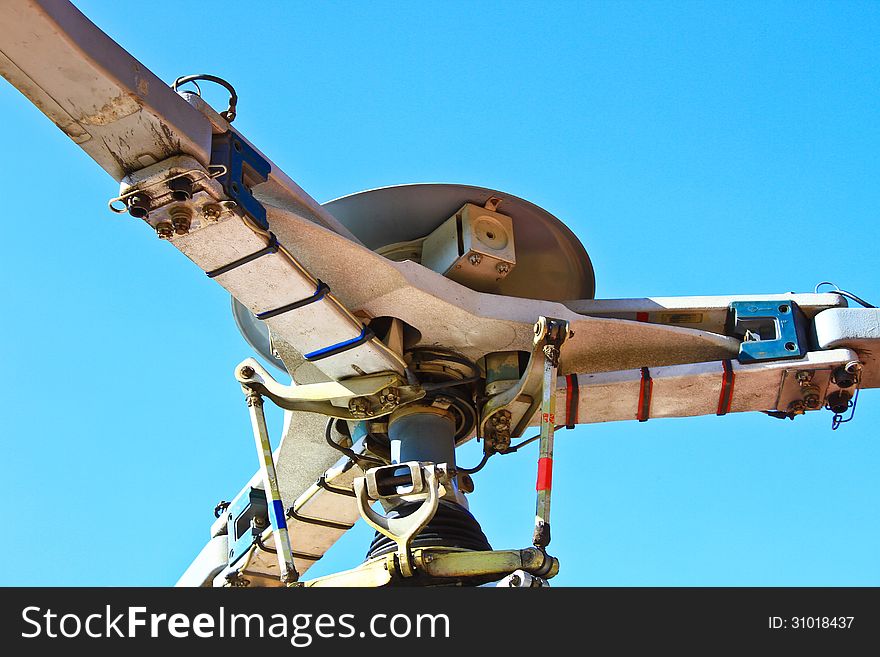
237,213,411,373
814,282,876,308
831,388,860,431
457,425,569,475
324,417,385,467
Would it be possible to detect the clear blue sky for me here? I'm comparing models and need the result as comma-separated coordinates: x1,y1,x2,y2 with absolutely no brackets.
1,0,878,586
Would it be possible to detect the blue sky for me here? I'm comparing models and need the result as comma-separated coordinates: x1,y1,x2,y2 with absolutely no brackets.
1,0,878,586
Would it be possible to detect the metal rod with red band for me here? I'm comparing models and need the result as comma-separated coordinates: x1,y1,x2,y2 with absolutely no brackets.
534,350,560,548
716,359,736,416
536,457,554,491
637,367,653,422
565,373,579,429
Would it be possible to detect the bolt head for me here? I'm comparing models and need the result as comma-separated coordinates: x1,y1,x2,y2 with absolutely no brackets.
239,366,256,378
156,222,173,239
468,253,482,266
202,204,223,221
496,262,511,275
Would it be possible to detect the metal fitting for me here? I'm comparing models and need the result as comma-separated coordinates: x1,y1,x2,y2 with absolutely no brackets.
169,176,193,202
831,362,860,389
496,262,511,275
349,397,369,418
468,253,482,266
169,205,192,235
787,399,806,416
155,221,173,239
202,203,223,222
127,193,151,219
826,389,852,415
379,387,400,409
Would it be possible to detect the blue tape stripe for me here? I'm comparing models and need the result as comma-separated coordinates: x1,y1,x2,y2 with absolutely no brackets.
304,326,370,361
271,500,287,530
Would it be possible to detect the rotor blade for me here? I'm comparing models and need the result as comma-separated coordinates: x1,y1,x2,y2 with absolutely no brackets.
547,348,861,428
0,0,212,178
0,1,357,240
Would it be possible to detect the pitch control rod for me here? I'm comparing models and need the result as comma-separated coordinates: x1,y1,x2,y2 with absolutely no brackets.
532,317,570,548
241,378,298,584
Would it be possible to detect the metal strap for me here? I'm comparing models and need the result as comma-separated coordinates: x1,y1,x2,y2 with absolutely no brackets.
255,280,330,320
286,508,355,531
316,475,356,498
206,232,279,278
637,367,652,422
716,359,735,416
304,325,376,362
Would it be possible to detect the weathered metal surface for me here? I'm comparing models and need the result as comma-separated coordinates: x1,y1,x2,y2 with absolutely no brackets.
0,0,212,179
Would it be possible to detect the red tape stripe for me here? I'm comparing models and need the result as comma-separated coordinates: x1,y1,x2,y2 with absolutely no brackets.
637,367,652,422
536,457,553,491
716,359,735,416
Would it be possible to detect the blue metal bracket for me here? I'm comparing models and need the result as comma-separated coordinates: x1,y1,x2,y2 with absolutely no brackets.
211,130,271,230
226,487,268,566
727,300,807,363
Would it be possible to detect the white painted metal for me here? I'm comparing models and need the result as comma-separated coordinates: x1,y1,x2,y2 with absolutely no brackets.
3,1,875,588
0,0,212,178
814,308,880,388
549,349,858,426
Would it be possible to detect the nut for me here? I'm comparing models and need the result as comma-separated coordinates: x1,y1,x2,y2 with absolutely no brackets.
468,253,482,266
239,366,256,379
202,203,223,222
379,387,400,408
156,221,173,239
348,398,369,417
496,262,511,275
787,400,806,416
169,205,192,235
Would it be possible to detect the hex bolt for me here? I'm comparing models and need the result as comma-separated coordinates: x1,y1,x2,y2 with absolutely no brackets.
349,398,369,417
155,221,173,239
239,366,255,379
379,387,399,408
169,205,192,235
202,203,223,222
787,400,806,415
496,262,511,275
127,193,151,219
468,253,482,266
803,394,821,410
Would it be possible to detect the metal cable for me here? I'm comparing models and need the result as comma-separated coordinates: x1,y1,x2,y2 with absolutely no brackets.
814,281,876,308
172,74,238,122
325,417,385,466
